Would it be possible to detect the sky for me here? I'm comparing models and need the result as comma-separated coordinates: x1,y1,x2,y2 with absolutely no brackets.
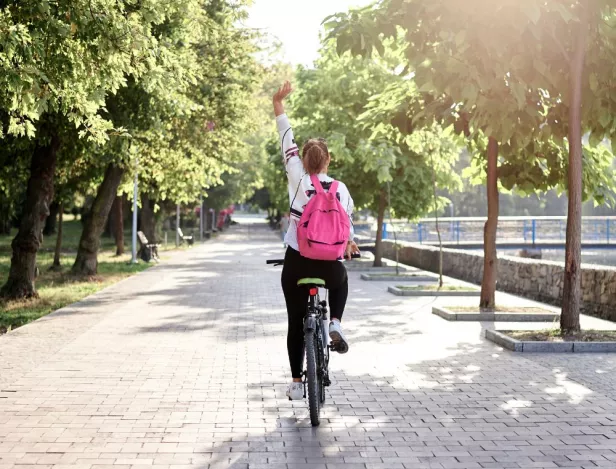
244,0,373,66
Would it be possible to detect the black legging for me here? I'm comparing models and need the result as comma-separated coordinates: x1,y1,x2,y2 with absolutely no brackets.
281,247,348,378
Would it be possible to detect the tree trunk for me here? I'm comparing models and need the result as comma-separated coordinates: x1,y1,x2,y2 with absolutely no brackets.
103,213,112,238
430,164,444,288
373,188,387,268
72,164,124,276
43,201,59,235
561,7,589,333
479,137,499,310
0,194,11,235
0,135,60,299
111,195,124,256
140,193,156,243
50,202,63,271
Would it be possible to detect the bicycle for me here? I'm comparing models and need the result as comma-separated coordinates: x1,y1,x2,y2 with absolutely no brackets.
267,253,359,426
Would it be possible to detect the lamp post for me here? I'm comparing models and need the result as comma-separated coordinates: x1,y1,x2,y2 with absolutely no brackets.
199,196,204,243
131,159,138,264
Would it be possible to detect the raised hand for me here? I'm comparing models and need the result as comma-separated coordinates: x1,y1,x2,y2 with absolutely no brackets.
273,81,293,103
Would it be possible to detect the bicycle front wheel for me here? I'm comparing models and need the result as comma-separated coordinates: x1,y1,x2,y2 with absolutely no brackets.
305,331,320,426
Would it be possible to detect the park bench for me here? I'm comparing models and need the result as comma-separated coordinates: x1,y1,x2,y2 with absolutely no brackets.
137,231,160,262
177,227,194,246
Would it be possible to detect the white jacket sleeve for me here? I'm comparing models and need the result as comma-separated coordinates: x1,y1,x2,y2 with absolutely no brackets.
347,194,355,241
276,113,304,191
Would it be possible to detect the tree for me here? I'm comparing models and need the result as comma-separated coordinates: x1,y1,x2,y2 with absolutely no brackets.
49,201,63,272
70,0,262,275
0,0,175,297
110,196,125,255
525,1,616,331
326,0,614,312
406,128,461,286
286,38,460,267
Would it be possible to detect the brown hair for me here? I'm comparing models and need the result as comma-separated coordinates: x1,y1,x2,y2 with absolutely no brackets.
302,139,330,175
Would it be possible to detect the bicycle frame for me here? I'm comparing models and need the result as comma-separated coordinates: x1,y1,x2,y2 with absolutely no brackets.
303,288,331,396
266,258,341,425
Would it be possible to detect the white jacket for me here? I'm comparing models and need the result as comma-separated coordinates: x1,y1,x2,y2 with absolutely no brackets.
276,113,355,251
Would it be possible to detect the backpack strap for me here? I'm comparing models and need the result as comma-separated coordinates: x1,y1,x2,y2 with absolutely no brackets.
310,174,325,194
328,180,339,195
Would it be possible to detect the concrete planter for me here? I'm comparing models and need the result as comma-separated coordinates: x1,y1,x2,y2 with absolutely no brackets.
380,239,616,322
485,329,616,352
345,265,399,273
345,258,412,273
388,286,480,297
432,306,560,322
361,273,437,282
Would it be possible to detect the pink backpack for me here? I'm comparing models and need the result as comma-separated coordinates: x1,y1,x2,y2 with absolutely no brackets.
297,175,351,261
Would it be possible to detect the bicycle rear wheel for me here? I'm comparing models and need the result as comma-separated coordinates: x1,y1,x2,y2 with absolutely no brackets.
316,332,327,405
305,331,320,426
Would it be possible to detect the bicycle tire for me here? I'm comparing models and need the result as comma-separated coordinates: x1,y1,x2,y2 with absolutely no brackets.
305,331,320,426
316,332,326,405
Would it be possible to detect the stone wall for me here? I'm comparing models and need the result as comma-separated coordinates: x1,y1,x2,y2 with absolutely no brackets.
381,240,616,321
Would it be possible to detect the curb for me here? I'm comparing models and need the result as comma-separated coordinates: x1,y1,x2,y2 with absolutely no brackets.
432,306,560,322
346,266,400,273
361,273,437,282
388,286,481,297
345,257,413,273
485,330,616,352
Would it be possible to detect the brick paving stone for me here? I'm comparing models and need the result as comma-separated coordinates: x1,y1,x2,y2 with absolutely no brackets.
2,218,616,469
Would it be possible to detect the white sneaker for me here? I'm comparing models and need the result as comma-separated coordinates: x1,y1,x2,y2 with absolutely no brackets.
329,320,349,354
286,382,303,400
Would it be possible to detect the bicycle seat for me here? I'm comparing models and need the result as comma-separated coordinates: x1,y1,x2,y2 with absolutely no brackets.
297,277,326,288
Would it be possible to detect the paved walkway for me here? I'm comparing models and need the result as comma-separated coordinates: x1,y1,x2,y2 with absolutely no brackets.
2,219,616,469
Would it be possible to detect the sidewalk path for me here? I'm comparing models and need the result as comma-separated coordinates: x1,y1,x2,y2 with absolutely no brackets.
1,219,616,469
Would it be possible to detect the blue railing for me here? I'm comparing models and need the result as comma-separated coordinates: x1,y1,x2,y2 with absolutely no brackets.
356,216,616,246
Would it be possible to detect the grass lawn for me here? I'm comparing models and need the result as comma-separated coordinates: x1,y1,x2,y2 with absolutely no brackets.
0,218,189,334
448,306,551,313
505,329,616,342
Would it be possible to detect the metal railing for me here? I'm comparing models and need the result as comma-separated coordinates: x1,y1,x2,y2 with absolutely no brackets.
354,216,616,246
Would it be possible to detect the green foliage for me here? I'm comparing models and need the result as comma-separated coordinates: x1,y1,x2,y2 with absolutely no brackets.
326,0,616,205
278,37,460,221
0,0,168,142
0,1,264,215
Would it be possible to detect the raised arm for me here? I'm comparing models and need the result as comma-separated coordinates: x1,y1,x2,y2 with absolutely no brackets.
273,82,303,188
273,81,293,117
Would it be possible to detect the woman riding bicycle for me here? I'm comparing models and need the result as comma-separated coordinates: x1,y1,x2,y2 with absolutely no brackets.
273,81,360,400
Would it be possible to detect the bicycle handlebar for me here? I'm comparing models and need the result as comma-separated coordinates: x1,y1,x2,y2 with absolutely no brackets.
266,253,361,265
